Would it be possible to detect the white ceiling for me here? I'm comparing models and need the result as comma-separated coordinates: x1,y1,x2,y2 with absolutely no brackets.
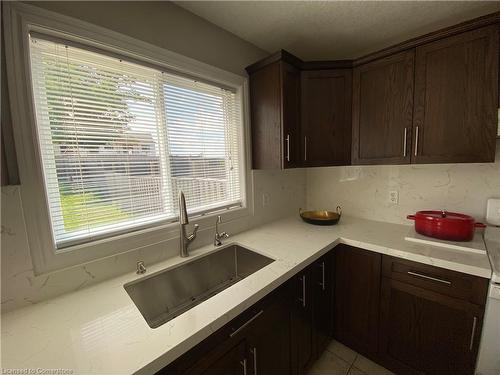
175,1,500,60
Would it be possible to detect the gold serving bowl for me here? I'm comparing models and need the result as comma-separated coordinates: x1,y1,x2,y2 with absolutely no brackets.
299,206,342,226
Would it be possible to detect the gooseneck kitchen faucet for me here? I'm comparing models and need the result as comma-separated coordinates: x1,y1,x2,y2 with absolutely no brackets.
178,191,199,257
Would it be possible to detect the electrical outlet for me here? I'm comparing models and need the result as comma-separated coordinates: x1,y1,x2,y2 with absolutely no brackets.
262,193,270,207
389,190,399,204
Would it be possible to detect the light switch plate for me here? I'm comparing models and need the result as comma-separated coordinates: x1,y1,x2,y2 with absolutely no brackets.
262,193,270,208
486,198,500,226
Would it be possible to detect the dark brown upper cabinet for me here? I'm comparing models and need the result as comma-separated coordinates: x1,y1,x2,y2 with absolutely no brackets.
412,25,499,164
247,13,499,169
247,58,301,169
301,70,352,167
351,50,415,165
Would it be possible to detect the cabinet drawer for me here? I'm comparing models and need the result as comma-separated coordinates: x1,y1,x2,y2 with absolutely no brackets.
382,256,488,305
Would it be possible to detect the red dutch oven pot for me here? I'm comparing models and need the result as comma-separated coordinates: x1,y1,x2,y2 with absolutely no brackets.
407,210,486,242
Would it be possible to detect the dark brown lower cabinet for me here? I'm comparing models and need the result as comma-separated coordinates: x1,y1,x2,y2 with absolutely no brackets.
334,248,488,375
291,267,315,375
246,292,292,375
162,254,334,375
160,284,292,375
312,253,334,355
159,246,488,375
379,277,484,375
291,253,334,375
334,244,381,358
185,339,248,375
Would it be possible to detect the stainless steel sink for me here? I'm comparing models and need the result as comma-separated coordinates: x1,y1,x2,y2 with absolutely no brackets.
124,244,274,328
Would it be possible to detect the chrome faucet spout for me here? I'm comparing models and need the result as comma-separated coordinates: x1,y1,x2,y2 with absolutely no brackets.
179,191,189,225
178,191,198,257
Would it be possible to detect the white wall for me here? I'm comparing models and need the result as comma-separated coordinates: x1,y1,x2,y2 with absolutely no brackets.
0,2,307,312
24,1,265,77
307,140,500,225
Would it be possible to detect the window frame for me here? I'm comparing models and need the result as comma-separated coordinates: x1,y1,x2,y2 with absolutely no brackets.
4,2,252,275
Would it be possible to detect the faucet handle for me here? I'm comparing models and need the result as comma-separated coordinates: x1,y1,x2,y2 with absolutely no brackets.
186,223,199,242
136,261,146,275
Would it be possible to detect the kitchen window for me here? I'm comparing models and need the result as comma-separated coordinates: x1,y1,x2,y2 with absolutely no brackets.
5,3,249,274
28,34,244,249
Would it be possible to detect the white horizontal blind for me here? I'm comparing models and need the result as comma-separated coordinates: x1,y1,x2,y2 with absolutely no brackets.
29,35,243,248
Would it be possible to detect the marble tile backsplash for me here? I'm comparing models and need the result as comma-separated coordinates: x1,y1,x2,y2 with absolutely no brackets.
1,169,306,312
307,140,500,226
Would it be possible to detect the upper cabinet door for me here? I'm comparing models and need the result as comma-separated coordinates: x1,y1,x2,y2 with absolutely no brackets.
281,62,302,169
412,26,499,164
301,70,352,167
249,62,282,169
248,60,301,169
352,51,415,165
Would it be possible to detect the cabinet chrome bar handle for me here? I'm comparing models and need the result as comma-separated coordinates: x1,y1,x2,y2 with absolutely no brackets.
240,358,248,375
304,136,307,161
230,310,264,338
286,134,290,162
469,316,477,351
298,275,306,307
403,128,407,157
407,271,451,285
414,126,419,157
251,347,258,375
320,262,325,291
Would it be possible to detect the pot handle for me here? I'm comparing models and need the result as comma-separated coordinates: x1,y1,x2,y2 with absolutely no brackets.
336,206,342,216
475,222,487,228
407,215,416,220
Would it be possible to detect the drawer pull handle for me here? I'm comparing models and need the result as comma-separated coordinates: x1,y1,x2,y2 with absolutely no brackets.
298,275,306,307
403,127,407,157
251,347,258,375
304,136,307,162
407,271,451,285
230,310,264,338
469,316,477,351
319,262,326,291
414,126,419,156
241,358,247,375
286,134,290,162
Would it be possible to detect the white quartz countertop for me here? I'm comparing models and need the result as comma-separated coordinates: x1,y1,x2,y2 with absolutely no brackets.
1,215,491,375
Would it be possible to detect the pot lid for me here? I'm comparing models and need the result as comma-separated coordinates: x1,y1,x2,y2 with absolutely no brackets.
415,210,475,222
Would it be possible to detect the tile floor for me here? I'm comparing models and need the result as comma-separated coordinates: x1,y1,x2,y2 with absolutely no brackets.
308,340,395,375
